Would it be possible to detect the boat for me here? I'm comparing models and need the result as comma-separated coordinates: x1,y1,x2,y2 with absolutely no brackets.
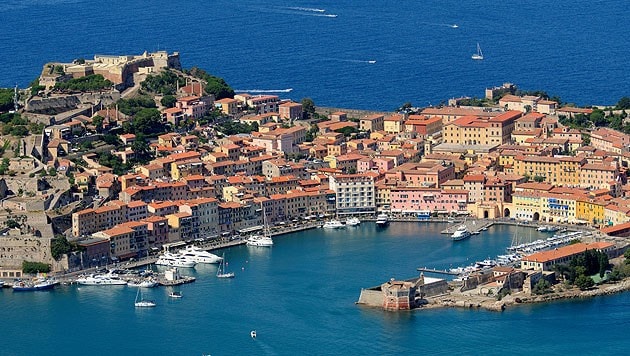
451,224,471,241
169,291,183,298
471,43,484,60
127,278,158,288
367,60,377,64
375,213,389,226
76,273,128,285
0,280,4,288
178,245,223,264
537,225,559,233
216,253,235,279
475,259,498,269
155,252,197,268
134,288,156,308
323,220,345,229
345,217,361,226
246,234,274,247
250,330,257,339
247,203,274,246
451,24,458,28
12,277,58,291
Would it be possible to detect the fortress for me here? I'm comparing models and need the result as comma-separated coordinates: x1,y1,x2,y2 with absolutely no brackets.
39,51,181,91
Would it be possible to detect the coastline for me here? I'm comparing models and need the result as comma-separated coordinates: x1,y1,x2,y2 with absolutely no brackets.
423,277,630,313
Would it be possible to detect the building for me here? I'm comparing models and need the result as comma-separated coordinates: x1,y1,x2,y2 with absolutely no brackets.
329,174,376,215
279,102,303,120
520,242,615,271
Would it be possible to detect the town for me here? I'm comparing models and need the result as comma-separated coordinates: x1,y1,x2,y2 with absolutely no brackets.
1,51,630,306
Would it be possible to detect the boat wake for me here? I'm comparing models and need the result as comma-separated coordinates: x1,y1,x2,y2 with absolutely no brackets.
287,7,326,13
234,88,293,93
324,58,376,64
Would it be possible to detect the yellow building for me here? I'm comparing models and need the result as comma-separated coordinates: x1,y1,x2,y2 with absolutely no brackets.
512,191,544,221
512,155,584,185
383,114,405,134
540,194,577,223
576,199,606,226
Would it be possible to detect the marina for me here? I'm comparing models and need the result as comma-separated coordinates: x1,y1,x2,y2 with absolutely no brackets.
1,221,628,355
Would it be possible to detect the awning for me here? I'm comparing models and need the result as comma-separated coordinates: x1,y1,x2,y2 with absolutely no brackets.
238,225,264,233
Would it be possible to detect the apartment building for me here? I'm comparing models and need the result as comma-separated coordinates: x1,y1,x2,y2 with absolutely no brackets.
389,187,468,214
329,174,376,214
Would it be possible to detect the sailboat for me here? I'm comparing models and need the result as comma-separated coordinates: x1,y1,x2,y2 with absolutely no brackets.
216,253,235,278
134,287,156,307
246,203,274,247
471,43,484,60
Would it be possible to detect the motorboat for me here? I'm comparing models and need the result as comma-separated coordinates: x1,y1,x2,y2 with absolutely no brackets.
475,259,498,269
169,291,183,298
537,225,559,233
134,288,156,308
246,234,274,247
0,280,4,288
216,253,235,279
156,252,197,268
178,245,223,264
451,225,471,241
12,277,58,291
345,217,361,226
323,220,345,229
375,213,389,226
76,273,128,286
127,278,158,288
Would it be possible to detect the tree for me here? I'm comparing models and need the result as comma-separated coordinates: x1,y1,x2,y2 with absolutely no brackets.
616,96,630,110
132,108,164,135
532,278,552,295
533,175,545,183
590,109,607,127
92,115,104,132
22,261,51,274
301,98,316,117
187,67,234,100
161,95,177,108
574,275,594,290
51,235,78,260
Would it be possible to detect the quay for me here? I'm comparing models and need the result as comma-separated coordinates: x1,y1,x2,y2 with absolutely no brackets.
441,220,494,235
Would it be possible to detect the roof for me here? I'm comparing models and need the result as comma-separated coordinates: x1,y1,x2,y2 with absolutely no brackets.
522,242,614,263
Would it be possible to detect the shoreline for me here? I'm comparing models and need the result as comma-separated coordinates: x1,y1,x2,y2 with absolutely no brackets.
421,277,630,313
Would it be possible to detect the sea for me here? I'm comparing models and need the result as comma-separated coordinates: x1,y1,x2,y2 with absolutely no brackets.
0,0,629,110
2,223,630,355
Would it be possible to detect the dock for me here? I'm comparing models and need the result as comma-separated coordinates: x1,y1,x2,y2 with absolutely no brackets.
158,276,196,286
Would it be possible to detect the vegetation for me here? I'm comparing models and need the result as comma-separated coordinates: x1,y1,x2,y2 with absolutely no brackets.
29,78,46,96
553,249,609,289
216,121,258,135
126,108,165,135
141,70,186,95
335,126,359,137
117,96,157,116
160,95,177,108
22,261,51,274
301,98,316,118
186,67,234,100
51,235,83,261
54,74,113,92
305,124,319,142
0,158,10,175
532,278,552,295
0,88,16,112
97,152,131,175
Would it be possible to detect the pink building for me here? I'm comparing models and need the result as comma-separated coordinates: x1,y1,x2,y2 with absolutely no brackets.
390,187,468,214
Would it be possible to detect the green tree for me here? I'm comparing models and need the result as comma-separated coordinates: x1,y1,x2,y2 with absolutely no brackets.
616,97,630,110
187,67,234,100
92,115,104,132
161,95,177,108
22,261,51,274
533,175,545,183
54,74,112,92
0,89,16,112
301,98,316,117
5,219,19,229
532,278,552,295
590,109,607,127
51,235,79,260
574,275,594,290
132,108,164,135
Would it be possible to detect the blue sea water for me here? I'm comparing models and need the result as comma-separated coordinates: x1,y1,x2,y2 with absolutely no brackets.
0,0,628,110
2,223,630,355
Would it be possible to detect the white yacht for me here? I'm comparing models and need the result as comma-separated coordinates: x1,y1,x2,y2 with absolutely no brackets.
323,220,345,229
178,245,223,264
127,278,158,288
76,273,128,286
451,225,471,241
375,213,389,226
246,234,274,247
155,252,197,268
345,217,361,226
